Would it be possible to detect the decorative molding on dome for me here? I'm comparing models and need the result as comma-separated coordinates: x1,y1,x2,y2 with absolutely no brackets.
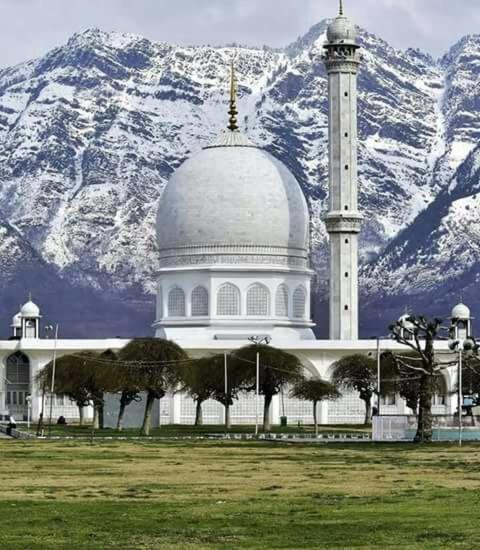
204,130,257,149
159,254,309,269
159,244,308,265
159,243,307,255
159,243,309,269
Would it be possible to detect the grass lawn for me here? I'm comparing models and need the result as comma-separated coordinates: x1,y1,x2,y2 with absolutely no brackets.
1,439,479,549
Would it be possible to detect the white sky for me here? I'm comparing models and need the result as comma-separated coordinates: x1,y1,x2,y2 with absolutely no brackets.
0,0,479,68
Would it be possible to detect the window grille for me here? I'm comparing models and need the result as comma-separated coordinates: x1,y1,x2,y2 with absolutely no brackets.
217,284,241,316
191,286,209,316
275,284,289,317
168,287,186,317
247,284,270,316
293,286,307,319
6,352,30,386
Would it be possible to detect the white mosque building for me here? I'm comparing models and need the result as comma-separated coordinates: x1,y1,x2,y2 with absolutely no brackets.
0,4,468,426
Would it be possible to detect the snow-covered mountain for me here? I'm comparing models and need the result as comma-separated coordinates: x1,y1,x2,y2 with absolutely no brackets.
0,23,478,337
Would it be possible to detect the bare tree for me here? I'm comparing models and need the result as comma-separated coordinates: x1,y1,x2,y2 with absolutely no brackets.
388,315,459,443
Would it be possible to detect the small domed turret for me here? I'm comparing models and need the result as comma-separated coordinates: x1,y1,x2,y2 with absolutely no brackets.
20,300,40,318
11,312,21,328
398,314,415,331
326,1,357,44
450,302,472,341
451,303,471,321
18,296,41,339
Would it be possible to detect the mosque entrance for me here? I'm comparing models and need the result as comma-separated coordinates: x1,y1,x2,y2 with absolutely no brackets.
5,352,30,421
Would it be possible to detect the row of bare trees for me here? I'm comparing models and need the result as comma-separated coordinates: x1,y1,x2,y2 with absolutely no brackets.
37,339,340,436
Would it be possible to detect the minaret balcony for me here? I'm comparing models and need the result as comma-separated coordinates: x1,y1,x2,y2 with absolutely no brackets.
324,212,363,234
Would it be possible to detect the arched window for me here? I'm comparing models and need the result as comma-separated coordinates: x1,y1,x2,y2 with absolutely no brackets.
293,286,307,319
6,352,30,415
217,283,241,316
275,284,289,317
6,352,30,386
168,287,186,317
191,286,209,316
247,284,270,316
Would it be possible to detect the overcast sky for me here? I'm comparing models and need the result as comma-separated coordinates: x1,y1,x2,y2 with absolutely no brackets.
0,0,479,68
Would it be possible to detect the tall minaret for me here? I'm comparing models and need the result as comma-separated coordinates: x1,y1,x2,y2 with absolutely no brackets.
324,1,362,340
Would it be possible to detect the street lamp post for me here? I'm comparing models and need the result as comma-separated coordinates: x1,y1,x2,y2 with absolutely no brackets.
458,347,463,446
449,337,476,447
376,337,381,416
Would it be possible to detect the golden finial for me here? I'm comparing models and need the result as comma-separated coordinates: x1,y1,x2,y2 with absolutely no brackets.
339,0,344,15
228,60,239,132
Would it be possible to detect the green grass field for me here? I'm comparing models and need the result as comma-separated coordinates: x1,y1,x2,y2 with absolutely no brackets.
1,438,479,549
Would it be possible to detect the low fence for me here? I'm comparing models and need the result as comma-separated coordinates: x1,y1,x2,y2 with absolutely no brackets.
373,415,480,442
0,424,36,440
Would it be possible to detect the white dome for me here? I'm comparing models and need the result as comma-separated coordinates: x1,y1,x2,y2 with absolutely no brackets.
156,131,310,270
11,312,21,328
398,314,415,331
451,303,471,320
327,16,357,44
20,300,40,317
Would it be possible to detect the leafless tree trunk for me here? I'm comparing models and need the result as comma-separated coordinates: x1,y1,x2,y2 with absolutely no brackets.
313,400,318,438
414,374,433,442
225,403,231,429
141,392,155,436
116,401,126,431
195,400,203,426
263,394,273,432
364,399,372,425
93,406,100,430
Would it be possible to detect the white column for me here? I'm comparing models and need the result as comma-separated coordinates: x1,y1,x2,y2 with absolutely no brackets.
271,395,280,426
0,359,6,415
319,400,329,424
171,393,182,425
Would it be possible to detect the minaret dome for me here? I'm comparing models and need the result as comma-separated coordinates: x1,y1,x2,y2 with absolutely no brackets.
327,6,357,44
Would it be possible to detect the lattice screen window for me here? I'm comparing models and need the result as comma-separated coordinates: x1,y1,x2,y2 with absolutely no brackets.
6,352,30,385
247,284,270,316
293,286,307,319
168,287,186,317
275,284,289,317
191,286,209,316
217,284,241,316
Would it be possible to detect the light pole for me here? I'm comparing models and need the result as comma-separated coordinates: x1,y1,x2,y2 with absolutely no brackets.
26,394,31,429
376,337,381,416
449,337,476,446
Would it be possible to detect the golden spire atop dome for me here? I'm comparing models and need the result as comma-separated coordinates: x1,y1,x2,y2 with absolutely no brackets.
227,60,239,132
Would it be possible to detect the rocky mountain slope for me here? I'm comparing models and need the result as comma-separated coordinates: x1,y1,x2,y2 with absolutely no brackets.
0,23,478,337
